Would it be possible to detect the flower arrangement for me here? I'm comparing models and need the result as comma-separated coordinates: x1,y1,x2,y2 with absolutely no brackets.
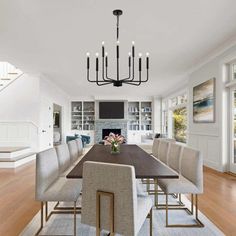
104,133,125,154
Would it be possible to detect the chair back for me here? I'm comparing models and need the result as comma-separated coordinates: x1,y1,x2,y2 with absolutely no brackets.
158,140,170,164
81,161,138,236
180,147,203,193
76,138,83,156
68,140,78,163
152,138,160,158
55,144,71,174
35,148,59,201
168,143,182,172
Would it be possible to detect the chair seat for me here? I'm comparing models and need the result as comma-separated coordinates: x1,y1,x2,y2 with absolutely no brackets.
136,195,153,233
39,178,82,202
158,175,200,194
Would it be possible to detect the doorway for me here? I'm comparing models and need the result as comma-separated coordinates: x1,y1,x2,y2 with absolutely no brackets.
229,87,236,173
53,104,62,146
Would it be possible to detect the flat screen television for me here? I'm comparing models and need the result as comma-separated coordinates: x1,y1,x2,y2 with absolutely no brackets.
99,102,124,119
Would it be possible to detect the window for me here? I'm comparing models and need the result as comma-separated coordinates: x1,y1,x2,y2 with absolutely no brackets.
173,107,187,143
232,64,236,80
161,100,168,137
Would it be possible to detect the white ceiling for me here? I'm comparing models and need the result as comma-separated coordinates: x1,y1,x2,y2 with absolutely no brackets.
1,0,236,97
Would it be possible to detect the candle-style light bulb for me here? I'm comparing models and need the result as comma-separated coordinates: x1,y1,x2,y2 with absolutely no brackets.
116,40,120,45
132,41,135,45
86,52,90,69
95,53,99,57
102,41,105,45
139,53,142,57
128,52,131,67
105,52,108,57
146,52,149,57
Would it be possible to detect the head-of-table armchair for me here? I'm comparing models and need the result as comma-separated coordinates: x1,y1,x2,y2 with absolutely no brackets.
81,161,153,236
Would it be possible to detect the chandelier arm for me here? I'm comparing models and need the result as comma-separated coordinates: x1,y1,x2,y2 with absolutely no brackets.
102,56,113,82
120,55,132,81
105,66,114,81
96,71,112,86
87,69,113,83
124,70,149,85
121,56,134,81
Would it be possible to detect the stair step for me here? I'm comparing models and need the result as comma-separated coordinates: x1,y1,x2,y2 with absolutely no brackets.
0,152,36,168
0,152,36,162
0,146,31,158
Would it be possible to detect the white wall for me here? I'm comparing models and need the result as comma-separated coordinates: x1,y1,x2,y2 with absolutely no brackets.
0,74,40,124
0,73,71,151
39,76,70,145
188,45,236,172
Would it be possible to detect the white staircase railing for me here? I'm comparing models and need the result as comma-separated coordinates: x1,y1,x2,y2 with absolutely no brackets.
0,62,24,92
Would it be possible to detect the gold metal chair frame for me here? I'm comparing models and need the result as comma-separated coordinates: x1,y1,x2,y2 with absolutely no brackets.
96,190,153,236
35,201,79,236
165,193,204,227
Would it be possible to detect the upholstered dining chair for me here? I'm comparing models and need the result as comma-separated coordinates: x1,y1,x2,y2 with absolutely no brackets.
158,146,204,227
68,140,80,165
151,138,160,158
158,140,171,164
55,144,72,176
35,148,82,236
81,161,153,236
144,140,170,192
156,143,183,208
75,138,83,156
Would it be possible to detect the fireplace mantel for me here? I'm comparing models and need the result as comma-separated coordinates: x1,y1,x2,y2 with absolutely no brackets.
95,120,128,143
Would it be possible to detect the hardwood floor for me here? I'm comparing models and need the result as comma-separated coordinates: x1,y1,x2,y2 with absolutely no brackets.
0,162,236,236
0,161,40,236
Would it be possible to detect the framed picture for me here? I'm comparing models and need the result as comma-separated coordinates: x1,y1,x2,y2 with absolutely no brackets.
193,78,215,123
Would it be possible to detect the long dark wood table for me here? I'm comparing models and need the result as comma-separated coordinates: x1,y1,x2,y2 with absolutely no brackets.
67,144,178,206
67,144,178,179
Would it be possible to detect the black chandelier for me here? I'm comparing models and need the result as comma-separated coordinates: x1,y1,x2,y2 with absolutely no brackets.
86,9,149,87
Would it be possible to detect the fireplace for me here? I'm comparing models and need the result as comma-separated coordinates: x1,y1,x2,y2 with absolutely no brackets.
102,129,121,139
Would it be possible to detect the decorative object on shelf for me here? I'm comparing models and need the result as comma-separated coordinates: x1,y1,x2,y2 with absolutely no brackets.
104,132,125,154
86,9,149,87
193,78,215,123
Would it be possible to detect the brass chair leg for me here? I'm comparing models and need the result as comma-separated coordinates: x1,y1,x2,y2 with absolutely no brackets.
35,202,44,236
166,193,204,227
156,193,185,209
45,202,48,221
74,201,76,236
150,208,153,236
146,178,150,192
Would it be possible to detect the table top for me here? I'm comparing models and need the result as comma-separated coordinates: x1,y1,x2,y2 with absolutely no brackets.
67,144,178,179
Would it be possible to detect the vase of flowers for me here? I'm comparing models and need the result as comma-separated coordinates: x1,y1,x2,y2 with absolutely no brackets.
104,133,125,154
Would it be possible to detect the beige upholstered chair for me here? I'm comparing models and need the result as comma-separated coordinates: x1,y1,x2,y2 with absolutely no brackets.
75,138,83,156
68,140,79,164
81,161,153,236
168,143,183,173
35,148,82,235
156,143,183,208
55,144,72,176
158,146,204,227
151,138,160,158
158,140,171,164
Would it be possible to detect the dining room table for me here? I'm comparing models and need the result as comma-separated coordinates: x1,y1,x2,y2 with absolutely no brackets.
67,144,179,206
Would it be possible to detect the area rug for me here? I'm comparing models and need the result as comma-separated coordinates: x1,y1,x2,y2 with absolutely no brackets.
20,194,224,236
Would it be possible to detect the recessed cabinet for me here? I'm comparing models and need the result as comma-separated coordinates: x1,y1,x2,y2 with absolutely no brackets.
128,101,152,131
71,101,95,131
